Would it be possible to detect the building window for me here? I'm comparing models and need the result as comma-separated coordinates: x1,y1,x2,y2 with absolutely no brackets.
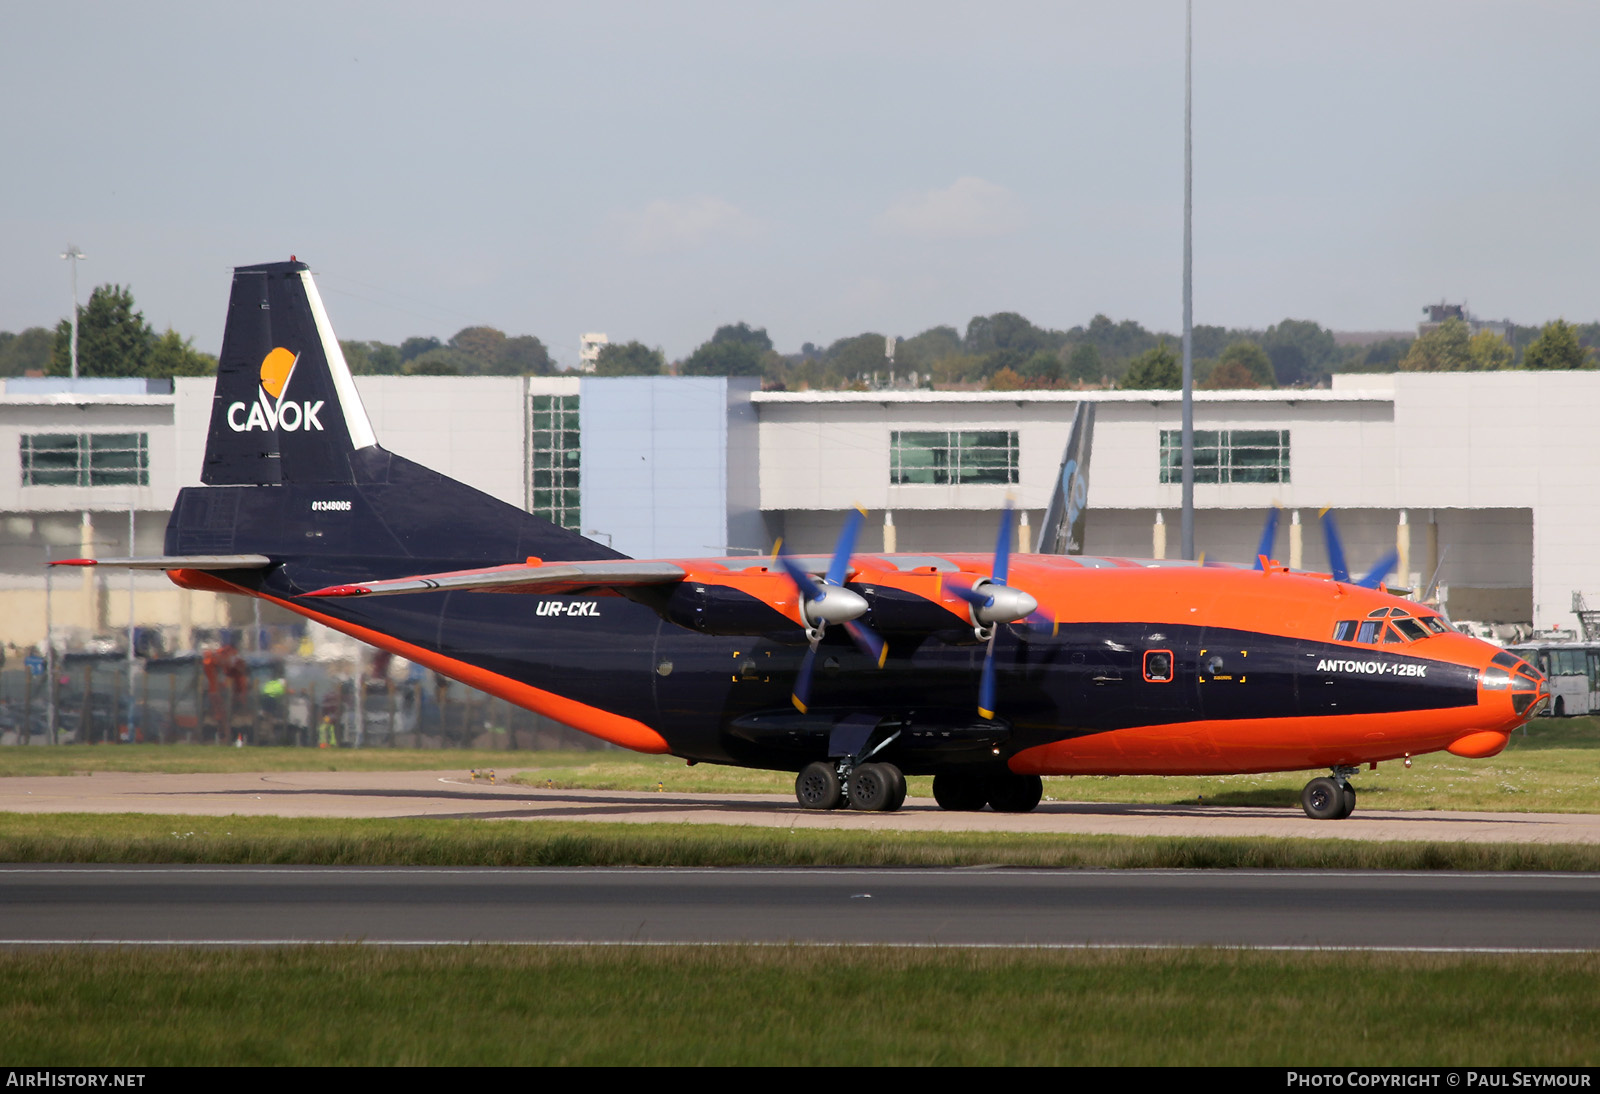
1159,429,1289,484
530,395,580,530
21,432,149,486
892,431,1018,485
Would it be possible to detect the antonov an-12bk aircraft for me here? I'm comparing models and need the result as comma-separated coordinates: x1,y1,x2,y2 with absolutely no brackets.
61,261,1547,819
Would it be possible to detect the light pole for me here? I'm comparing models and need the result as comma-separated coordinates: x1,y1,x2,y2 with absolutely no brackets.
1180,2,1196,560
60,246,86,379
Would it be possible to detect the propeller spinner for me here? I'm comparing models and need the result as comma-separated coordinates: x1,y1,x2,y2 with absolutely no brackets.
775,507,887,712
943,501,1039,720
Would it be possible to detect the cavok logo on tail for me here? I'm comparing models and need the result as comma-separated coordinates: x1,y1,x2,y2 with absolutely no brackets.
226,348,325,433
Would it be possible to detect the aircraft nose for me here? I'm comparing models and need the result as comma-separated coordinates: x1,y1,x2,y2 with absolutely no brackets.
1451,650,1546,757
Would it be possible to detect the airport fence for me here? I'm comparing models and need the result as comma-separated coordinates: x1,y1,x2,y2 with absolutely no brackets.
0,659,610,751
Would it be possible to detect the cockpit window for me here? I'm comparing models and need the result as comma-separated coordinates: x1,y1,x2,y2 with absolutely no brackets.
1382,625,1405,645
1366,608,1391,618
1333,621,1359,642
1419,616,1449,634
1392,618,1429,642
1357,621,1382,644
1491,651,1522,673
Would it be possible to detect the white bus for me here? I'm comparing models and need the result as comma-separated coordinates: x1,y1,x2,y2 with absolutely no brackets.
1505,642,1600,717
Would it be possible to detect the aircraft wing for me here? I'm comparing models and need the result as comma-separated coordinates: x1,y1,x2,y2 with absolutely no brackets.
50,555,274,570
301,559,688,598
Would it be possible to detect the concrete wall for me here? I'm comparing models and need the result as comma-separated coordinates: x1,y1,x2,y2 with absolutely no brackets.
579,376,762,558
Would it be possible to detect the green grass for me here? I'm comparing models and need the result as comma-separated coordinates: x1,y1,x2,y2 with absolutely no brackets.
1,946,1595,1066
2,716,1595,814
3,812,1598,871
505,716,1600,813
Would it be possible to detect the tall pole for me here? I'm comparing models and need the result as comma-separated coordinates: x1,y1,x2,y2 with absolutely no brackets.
45,544,56,745
60,246,86,380
127,505,136,741
1180,1,1196,560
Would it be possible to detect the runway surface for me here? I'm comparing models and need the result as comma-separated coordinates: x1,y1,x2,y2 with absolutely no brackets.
2,866,1596,949
4,768,1600,843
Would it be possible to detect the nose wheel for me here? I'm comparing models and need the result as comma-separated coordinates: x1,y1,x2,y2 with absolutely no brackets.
1301,769,1358,820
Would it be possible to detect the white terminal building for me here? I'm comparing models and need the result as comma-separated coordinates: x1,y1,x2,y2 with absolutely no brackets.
0,370,1592,650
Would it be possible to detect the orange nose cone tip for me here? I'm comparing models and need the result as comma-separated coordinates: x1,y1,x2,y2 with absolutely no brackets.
1446,730,1510,759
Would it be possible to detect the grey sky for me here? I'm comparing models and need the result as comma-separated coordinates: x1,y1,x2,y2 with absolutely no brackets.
3,1,1596,367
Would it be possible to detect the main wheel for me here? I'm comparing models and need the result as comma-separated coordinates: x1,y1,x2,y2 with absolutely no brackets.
932,772,988,811
795,761,842,810
849,763,898,811
881,764,907,811
987,772,1044,813
1338,782,1357,819
1301,776,1345,820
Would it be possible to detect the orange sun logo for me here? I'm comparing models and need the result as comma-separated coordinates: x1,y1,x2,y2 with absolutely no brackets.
259,347,297,400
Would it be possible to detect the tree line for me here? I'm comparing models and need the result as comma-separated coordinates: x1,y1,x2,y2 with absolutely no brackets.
3,281,1594,389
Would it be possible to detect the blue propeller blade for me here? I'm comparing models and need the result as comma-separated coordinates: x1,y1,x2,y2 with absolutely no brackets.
844,620,888,668
978,639,998,720
1254,506,1281,570
1356,548,1400,589
992,500,1015,587
775,549,823,602
826,507,865,587
945,579,992,610
1320,510,1351,583
791,641,818,713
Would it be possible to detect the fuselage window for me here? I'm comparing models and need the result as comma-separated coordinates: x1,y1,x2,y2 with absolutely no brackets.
1143,649,1174,683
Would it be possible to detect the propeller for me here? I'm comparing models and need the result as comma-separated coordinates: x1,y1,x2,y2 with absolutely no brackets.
1252,506,1281,571
943,501,1039,720
1319,508,1398,589
775,507,887,712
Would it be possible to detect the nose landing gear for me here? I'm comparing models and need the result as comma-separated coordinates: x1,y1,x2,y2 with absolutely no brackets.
1301,766,1358,820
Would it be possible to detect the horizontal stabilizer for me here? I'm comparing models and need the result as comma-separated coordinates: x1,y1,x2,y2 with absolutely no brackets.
50,555,273,570
301,559,687,598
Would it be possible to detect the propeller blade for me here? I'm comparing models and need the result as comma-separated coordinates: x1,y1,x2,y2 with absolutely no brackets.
1356,548,1400,589
945,579,991,609
977,630,999,720
791,640,819,713
992,500,1015,587
775,549,824,602
1023,607,1058,637
825,507,866,587
1320,509,1351,583
843,620,888,668
1254,506,1281,570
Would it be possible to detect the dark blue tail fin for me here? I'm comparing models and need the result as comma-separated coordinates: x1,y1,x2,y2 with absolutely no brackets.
174,260,620,570
203,260,376,486
1037,401,1094,555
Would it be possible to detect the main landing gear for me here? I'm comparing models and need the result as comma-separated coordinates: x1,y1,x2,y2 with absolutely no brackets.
1301,766,1358,820
931,771,1043,814
795,759,907,812
793,763,1044,814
